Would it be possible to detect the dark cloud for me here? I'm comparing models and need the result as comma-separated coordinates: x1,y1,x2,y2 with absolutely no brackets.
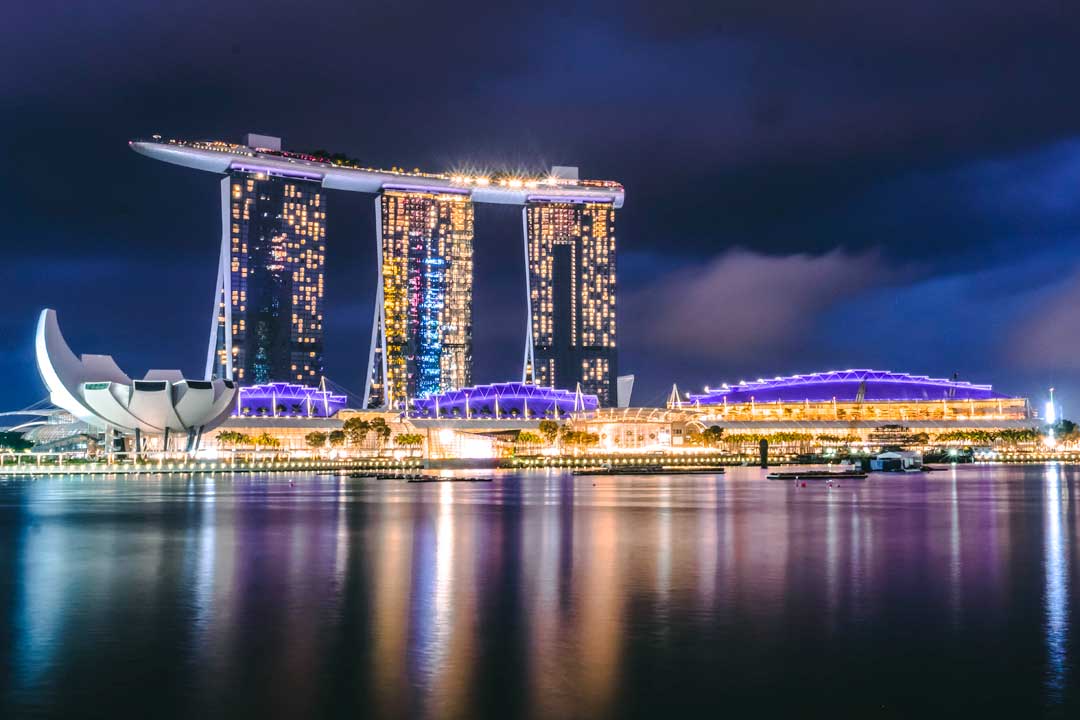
622,248,889,372
1009,269,1080,373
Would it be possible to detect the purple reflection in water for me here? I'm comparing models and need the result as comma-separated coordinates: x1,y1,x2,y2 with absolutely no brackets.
1,466,1079,718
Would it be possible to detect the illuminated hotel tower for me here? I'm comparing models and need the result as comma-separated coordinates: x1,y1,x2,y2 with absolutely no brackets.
131,136,623,403
206,137,326,386
365,189,474,408
524,183,617,405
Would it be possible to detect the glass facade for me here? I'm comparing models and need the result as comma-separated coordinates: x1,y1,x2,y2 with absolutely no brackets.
373,190,473,407
210,171,326,386
691,398,1031,423
526,201,617,405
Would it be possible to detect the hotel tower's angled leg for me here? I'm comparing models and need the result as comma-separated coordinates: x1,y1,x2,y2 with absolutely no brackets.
204,177,234,381
521,206,535,383
364,194,389,409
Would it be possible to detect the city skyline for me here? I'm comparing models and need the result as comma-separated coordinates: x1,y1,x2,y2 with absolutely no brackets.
5,5,1080,717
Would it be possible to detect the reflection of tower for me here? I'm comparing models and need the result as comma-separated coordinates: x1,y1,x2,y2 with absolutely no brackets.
524,183,617,405
365,189,474,409
206,145,326,386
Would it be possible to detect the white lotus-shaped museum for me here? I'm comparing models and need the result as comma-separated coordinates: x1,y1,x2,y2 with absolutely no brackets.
35,309,236,437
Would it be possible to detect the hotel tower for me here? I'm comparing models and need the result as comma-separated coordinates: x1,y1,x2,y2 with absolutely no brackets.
524,185,617,405
366,189,475,408
131,135,622,405
205,135,327,386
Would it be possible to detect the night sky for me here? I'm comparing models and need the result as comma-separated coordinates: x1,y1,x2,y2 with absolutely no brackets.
5,2,1080,413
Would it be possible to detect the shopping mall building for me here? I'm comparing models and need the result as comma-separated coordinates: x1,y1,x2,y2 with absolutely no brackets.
574,369,1037,452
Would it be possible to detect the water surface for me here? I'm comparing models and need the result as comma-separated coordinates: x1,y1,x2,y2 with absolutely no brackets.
0,465,1078,718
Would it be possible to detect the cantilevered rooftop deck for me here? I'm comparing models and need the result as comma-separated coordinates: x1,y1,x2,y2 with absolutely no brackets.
130,137,625,207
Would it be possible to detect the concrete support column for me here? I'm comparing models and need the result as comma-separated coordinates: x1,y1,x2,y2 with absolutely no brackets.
205,176,234,381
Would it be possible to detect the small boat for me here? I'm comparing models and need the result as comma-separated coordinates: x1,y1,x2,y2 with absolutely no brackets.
767,470,867,480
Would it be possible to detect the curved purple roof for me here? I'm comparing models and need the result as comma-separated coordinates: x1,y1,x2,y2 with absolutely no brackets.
687,369,1011,405
235,382,347,418
409,382,597,419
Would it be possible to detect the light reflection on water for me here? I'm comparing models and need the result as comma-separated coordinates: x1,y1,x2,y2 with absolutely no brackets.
1044,464,1071,703
0,466,1078,718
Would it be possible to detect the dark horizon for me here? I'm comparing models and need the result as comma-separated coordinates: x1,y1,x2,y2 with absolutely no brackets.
4,2,1080,414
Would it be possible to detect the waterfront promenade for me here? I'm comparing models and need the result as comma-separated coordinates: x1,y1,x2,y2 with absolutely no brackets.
7,450,1080,476
0,455,422,476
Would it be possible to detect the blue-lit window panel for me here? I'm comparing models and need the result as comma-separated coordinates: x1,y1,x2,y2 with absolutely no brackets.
380,191,474,406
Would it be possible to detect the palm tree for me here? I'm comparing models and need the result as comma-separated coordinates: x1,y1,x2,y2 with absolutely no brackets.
217,431,252,449
369,417,392,448
394,433,424,457
516,431,542,447
538,420,560,445
701,425,724,447
343,417,371,446
254,432,280,449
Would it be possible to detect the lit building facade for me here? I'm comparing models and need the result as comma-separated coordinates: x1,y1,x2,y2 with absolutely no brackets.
207,168,326,386
367,189,474,408
681,369,1031,423
555,369,1037,453
524,200,617,405
131,137,624,407
234,382,346,418
557,370,1038,454
407,382,597,420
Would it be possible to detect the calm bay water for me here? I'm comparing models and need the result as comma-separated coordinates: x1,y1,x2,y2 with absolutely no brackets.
0,465,1078,718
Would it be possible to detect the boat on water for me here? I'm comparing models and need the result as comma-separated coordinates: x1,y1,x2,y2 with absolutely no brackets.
572,464,726,477
870,450,923,473
767,470,868,480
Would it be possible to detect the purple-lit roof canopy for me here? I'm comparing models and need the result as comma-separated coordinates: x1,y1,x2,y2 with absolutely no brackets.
409,382,598,419
687,369,1011,405
235,382,347,418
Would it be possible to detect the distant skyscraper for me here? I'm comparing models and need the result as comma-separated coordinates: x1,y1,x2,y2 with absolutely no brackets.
366,189,474,408
206,164,326,386
524,197,617,405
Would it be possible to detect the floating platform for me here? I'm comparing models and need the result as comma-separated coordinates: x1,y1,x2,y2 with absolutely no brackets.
351,472,492,483
572,465,727,477
767,470,868,480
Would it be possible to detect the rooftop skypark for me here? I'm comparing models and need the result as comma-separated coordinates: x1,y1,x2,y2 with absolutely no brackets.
130,136,625,206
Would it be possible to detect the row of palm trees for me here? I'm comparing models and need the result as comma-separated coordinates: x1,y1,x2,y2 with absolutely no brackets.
303,417,425,452
303,416,394,449
216,431,282,449
515,421,599,450
218,416,412,453
934,429,1042,445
